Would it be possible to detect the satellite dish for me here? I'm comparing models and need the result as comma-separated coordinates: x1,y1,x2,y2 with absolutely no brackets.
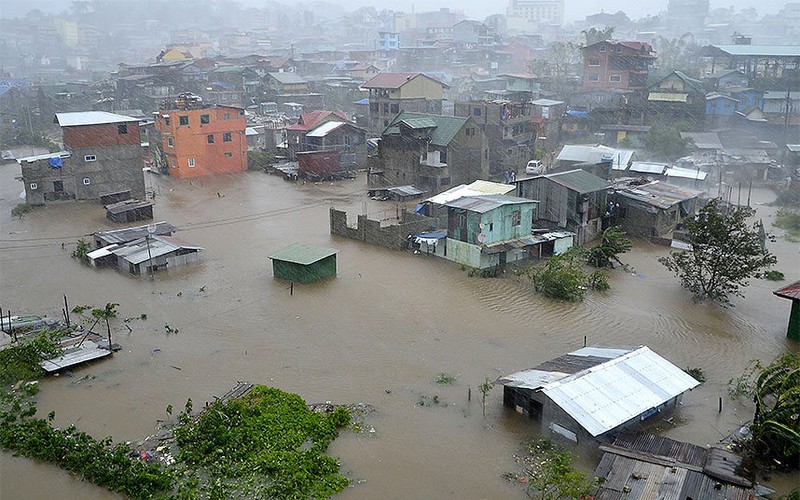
477,233,487,242
147,224,156,234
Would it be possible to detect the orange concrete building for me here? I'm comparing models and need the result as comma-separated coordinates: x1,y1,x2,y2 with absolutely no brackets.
154,102,247,179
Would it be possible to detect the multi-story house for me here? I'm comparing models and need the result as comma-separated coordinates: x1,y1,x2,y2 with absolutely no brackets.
454,98,535,175
581,41,656,91
373,111,488,193
153,95,247,179
362,72,448,134
506,0,565,31
20,111,144,205
647,71,706,126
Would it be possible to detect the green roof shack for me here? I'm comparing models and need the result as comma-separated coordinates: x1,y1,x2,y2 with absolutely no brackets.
268,243,339,283
774,280,800,341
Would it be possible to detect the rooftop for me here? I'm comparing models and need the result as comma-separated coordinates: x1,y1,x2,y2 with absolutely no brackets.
774,280,800,301
55,111,140,127
362,72,447,89
528,168,612,194
616,181,701,210
426,180,515,205
94,222,178,245
556,144,634,171
498,345,699,437
443,194,535,214
710,45,800,57
385,111,469,147
268,243,338,266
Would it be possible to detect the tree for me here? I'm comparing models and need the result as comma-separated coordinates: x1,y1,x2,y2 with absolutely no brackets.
642,124,695,160
659,198,777,305
479,377,493,418
580,26,615,46
750,352,800,469
585,226,631,268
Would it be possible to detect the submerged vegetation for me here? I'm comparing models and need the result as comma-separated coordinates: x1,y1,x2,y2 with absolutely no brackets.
517,248,611,301
0,338,351,499
504,439,598,499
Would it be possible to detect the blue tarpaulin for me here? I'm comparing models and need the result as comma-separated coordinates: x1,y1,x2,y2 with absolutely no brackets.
353,98,369,105
49,157,62,168
566,110,590,118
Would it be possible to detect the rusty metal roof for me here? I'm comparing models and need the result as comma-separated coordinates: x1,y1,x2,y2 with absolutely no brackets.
774,281,800,301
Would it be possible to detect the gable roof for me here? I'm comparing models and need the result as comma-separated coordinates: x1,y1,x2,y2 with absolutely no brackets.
268,243,338,265
362,72,448,89
443,194,535,213
498,346,699,437
536,169,612,194
55,111,140,127
774,280,800,301
556,144,634,170
268,72,307,84
426,180,515,205
286,110,347,131
385,111,469,147
616,180,701,210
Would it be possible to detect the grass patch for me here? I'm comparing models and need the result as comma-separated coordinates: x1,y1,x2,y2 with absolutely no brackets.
684,367,706,383
11,203,31,219
435,372,456,385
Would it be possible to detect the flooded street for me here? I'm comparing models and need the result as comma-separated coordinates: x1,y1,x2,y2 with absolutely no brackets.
1,160,798,498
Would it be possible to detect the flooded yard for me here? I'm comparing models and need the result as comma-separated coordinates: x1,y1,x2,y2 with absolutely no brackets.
1,161,798,498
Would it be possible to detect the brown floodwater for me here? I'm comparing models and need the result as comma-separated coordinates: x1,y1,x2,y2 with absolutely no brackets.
1,159,798,498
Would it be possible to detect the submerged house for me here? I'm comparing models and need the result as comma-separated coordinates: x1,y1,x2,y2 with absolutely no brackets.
594,433,755,498
88,235,203,275
612,181,701,240
773,281,800,341
497,345,699,443
268,243,338,283
515,169,611,245
439,194,538,269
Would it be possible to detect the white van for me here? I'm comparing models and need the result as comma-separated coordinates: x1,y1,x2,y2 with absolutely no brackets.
525,160,545,175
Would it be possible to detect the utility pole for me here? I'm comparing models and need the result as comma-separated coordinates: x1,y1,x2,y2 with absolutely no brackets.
146,224,156,280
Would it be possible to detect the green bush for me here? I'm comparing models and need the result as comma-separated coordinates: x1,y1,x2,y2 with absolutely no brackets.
11,203,31,219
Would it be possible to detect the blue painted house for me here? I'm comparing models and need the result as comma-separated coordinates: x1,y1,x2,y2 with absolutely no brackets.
441,194,543,269
705,93,738,116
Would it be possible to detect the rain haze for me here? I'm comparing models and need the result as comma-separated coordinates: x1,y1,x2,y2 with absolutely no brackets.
0,0,799,498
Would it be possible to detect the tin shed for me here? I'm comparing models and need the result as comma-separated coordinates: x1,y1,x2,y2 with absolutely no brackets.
268,243,338,283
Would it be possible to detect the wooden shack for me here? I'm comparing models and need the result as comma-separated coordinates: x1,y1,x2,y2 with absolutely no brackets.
99,189,132,206
268,243,338,283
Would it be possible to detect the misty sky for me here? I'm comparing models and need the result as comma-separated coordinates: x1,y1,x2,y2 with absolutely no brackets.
0,0,788,22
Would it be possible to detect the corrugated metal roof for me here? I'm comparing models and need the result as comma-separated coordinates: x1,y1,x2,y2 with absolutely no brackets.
618,181,701,209
399,117,438,129
306,120,346,137
556,145,633,170
94,222,178,245
268,72,307,84
629,161,668,174
665,167,708,180
425,181,514,205
443,194,535,213
362,72,420,89
648,92,689,102
112,235,203,265
680,132,723,150
787,144,800,153
712,45,800,57
539,346,699,436
56,111,139,127
774,280,800,301
387,185,425,197
386,111,468,147
541,169,611,194
268,243,338,265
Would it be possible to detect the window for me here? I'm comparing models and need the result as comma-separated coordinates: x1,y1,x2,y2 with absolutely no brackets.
587,73,599,82
440,177,450,186
588,58,600,67
609,74,621,82
207,134,215,144
223,112,231,120
383,103,389,113
84,154,97,162
200,114,210,124
30,182,37,190
171,159,176,168
118,123,128,134
83,178,91,185
224,152,233,158
188,157,195,168
488,222,493,232
223,132,232,142
164,116,171,126
390,103,399,113
53,180,64,192
599,46,606,52
473,107,482,116
167,137,173,147
511,210,521,226
179,115,189,126
465,127,475,137
238,109,244,116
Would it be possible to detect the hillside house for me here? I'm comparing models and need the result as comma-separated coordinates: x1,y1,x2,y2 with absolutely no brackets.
581,41,655,91
374,111,488,193
612,180,701,239
362,72,448,134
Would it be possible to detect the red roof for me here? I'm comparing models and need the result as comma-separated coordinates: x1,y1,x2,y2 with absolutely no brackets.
774,281,800,301
286,110,347,131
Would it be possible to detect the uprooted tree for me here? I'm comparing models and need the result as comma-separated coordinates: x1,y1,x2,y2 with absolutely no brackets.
584,226,632,269
659,198,776,306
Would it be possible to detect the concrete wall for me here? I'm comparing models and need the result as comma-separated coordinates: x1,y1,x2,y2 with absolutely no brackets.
22,143,145,205
330,208,441,251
